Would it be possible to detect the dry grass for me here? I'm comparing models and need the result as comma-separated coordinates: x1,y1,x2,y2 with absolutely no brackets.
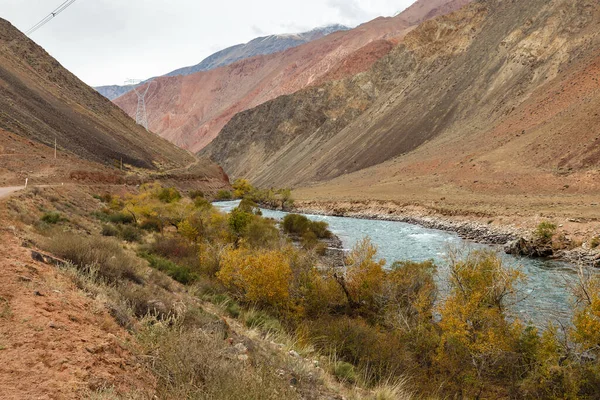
135,317,300,400
42,233,144,285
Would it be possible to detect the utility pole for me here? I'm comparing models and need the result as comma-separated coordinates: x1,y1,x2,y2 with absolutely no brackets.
124,79,155,131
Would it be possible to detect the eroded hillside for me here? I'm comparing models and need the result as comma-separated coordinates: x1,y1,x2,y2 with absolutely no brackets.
203,0,600,201
114,0,471,152
0,18,195,171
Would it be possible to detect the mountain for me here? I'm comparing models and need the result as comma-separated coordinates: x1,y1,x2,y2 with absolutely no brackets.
0,18,227,185
95,84,136,101
94,24,349,100
202,0,600,200
114,0,471,153
164,24,351,78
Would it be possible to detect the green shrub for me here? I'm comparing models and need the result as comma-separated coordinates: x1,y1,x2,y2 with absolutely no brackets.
41,212,63,224
226,301,241,318
119,225,143,243
282,214,310,236
157,187,182,203
282,214,332,239
244,218,280,249
591,237,600,249
216,190,233,201
535,221,557,243
333,362,357,384
194,197,212,210
244,309,282,333
140,253,197,285
108,212,135,225
188,190,205,200
101,224,119,237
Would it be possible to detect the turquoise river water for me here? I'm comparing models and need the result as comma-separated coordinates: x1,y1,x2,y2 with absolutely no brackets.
214,201,581,327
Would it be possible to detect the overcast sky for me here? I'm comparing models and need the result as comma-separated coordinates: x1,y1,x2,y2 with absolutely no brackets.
1,0,415,86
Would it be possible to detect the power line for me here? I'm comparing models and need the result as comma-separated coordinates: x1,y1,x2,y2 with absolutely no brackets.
25,0,79,36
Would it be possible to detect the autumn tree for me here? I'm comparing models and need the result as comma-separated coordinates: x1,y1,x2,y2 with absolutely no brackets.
217,247,292,310
232,178,254,199
436,250,525,397
336,238,386,315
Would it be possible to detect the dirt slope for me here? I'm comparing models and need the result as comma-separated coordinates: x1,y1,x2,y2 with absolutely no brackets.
203,0,600,209
0,18,197,171
0,227,155,399
114,0,472,153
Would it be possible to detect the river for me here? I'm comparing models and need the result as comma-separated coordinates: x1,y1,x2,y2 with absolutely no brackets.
214,200,579,328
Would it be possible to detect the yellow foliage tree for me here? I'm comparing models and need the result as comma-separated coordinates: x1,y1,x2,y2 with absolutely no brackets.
232,178,254,199
437,250,525,396
337,238,386,314
217,247,292,309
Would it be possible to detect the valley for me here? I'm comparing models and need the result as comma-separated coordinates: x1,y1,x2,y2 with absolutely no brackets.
1,0,600,398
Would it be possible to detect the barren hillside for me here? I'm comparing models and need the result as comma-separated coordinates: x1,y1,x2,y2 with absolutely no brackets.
114,0,471,152
0,18,194,171
203,0,600,209
0,18,228,188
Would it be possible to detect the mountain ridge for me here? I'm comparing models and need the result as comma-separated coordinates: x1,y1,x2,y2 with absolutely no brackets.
113,0,472,153
94,24,350,100
202,0,600,200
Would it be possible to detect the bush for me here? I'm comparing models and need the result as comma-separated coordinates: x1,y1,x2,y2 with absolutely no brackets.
194,197,212,210
232,179,254,199
282,214,332,239
188,190,205,200
119,225,143,243
140,217,162,232
148,237,198,260
217,248,292,309
244,218,280,249
282,214,310,236
535,221,557,243
43,233,143,285
305,316,407,384
141,253,197,285
216,190,233,201
108,212,135,225
591,237,600,249
101,224,119,237
41,212,63,224
157,187,182,203
243,309,282,333
333,362,357,384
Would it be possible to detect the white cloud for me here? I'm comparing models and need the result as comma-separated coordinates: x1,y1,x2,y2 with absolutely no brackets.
0,0,415,86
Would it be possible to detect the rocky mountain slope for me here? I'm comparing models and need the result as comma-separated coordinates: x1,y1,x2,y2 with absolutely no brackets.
94,25,349,100
203,0,600,203
114,0,471,153
0,17,226,185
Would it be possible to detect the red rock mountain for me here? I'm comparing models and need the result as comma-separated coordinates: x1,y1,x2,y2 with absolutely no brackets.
114,0,472,153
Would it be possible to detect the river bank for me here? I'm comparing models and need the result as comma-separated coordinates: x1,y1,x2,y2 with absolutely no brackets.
288,200,600,268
